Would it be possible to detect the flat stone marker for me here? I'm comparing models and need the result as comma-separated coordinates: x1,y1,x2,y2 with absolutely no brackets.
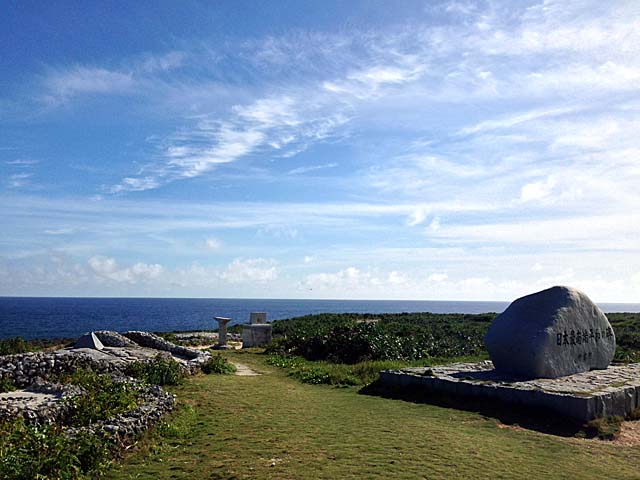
485,286,615,379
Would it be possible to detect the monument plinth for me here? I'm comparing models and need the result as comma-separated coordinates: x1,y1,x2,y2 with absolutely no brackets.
213,316,234,350
485,286,616,379
379,286,631,421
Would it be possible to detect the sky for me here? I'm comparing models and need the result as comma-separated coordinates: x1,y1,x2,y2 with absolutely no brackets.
1,0,639,302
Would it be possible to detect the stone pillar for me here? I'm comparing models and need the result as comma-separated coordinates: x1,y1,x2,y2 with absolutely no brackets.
214,316,232,349
250,312,267,324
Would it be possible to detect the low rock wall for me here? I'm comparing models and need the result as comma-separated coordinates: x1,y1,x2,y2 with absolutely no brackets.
0,350,122,388
123,331,203,359
66,382,175,440
0,379,84,424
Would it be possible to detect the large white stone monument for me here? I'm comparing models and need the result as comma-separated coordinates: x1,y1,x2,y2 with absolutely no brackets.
485,286,616,379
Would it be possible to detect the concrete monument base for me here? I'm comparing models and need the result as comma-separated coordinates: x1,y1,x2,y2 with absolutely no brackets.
379,361,640,421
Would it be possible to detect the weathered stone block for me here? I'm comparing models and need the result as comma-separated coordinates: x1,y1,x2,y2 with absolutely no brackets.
485,286,615,379
250,312,267,324
242,324,272,348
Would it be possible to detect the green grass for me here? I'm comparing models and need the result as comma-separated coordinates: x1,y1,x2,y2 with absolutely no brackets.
105,352,640,480
267,353,487,385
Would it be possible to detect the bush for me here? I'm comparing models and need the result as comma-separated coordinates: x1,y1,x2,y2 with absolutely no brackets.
0,418,112,479
0,337,32,356
268,312,493,364
125,356,185,386
202,354,236,374
55,369,140,426
0,377,16,393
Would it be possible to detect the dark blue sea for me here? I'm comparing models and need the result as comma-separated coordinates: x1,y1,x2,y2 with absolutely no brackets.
1,297,639,340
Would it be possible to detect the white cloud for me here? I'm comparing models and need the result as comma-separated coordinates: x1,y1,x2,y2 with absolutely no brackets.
428,216,441,232
304,267,374,291
109,176,160,194
43,67,134,104
431,214,640,249
388,271,408,285
44,228,75,235
287,163,337,175
220,258,278,284
7,173,33,188
519,176,557,202
407,208,428,227
304,256,314,264
531,262,544,272
5,159,39,166
88,256,163,283
428,273,448,283
257,224,298,239
205,238,222,250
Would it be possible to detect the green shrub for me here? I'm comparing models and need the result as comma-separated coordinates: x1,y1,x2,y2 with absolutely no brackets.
267,353,488,386
55,369,140,426
0,337,32,356
157,332,177,342
268,312,493,363
125,356,185,386
0,377,16,393
0,417,112,479
202,354,236,374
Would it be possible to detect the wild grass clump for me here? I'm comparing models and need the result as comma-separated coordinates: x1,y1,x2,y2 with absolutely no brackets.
202,354,236,374
266,354,482,386
0,418,113,479
54,369,141,426
125,356,185,386
0,377,16,393
0,337,33,356
1,370,141,478
584,416,624,440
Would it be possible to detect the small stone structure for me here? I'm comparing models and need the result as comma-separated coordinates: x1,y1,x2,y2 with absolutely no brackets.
213,317,234,350
242,324,272,348
250,312,267,324
485,286,615,378
74,332,105,350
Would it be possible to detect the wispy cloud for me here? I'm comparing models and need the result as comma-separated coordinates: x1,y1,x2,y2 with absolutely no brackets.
287,162,337,175
7,173,33,188
42,67,135,105
5,159,39,166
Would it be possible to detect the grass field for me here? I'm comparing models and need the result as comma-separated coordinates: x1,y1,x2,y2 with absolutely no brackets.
106,352,640,480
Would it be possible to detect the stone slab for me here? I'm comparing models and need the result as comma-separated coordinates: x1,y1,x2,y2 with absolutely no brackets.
379,361,640,421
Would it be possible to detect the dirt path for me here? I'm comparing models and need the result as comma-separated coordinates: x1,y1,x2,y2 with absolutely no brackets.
231,362,261,376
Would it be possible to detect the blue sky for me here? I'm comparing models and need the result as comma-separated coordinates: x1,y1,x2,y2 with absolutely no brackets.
1,0,639,301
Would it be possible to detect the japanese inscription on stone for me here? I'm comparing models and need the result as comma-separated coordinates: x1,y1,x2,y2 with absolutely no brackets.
485,286,616,379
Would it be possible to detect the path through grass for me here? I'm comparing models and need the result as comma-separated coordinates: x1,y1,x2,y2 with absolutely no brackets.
107,352,640,479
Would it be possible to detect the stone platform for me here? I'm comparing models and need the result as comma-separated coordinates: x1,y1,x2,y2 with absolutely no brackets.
379,361,640,421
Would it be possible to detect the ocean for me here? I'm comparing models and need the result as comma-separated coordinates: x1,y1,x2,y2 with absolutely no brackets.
1,297,639,340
